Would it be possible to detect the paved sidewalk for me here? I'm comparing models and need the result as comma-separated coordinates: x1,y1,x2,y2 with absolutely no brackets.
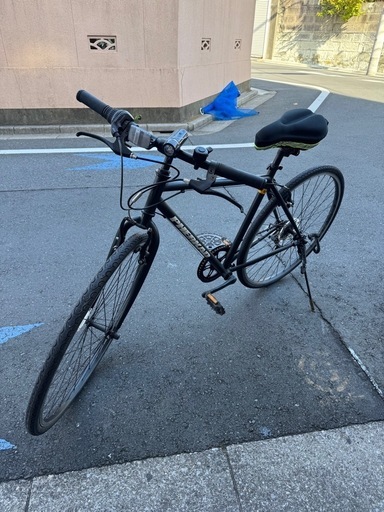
1,421,383,511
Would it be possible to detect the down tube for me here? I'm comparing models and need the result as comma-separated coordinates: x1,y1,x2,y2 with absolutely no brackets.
157,202,213,260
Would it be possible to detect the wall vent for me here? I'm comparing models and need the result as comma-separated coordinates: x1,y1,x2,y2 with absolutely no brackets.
201,38,211,51
88,36,117,51
234,39,242,50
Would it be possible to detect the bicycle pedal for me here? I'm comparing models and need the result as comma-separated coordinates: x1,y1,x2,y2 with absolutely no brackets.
203,293,225,315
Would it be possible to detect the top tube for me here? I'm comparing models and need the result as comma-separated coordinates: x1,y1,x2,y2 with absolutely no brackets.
175,148,268,190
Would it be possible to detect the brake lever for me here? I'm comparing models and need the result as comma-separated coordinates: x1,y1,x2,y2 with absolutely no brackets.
76,131,133,158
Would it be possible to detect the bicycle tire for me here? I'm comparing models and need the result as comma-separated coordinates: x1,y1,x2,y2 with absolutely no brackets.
26,232,155,435
237,166,344,288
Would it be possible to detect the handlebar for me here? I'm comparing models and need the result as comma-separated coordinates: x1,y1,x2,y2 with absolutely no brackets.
76,90,268,190
77,90,135,137
76,90,118,124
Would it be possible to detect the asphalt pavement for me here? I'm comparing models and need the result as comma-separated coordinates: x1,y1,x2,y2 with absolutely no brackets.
1,62,384,510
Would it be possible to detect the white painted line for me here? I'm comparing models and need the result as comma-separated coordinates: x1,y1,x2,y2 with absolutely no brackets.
0,143,255,156
0,147,110,155
308,90,330,113
190,143,254,150
347,347,383,399
252,77,330,112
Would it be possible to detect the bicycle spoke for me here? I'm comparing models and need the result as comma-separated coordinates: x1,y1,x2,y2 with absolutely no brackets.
42,253,141,417
26,234,152,434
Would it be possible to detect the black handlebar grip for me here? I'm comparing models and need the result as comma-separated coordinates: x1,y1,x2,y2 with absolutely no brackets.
76,90,118,123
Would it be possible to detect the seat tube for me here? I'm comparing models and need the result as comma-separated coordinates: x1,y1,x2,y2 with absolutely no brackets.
223,190,266,265
270,183,302,238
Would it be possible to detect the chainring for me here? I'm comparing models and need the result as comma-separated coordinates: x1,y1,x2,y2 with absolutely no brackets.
197,235,231,283
196,233,224,250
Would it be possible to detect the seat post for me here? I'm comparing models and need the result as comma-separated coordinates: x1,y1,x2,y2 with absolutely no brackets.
267,147,300,177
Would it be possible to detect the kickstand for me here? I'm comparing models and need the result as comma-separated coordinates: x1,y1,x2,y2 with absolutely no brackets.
299,240,315,312
302,269,315,312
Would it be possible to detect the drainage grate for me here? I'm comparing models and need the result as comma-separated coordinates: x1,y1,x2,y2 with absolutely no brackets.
88,36,117,51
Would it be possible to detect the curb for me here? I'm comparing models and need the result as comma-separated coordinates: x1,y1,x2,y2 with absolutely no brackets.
0,89,272,138
1,421,384,511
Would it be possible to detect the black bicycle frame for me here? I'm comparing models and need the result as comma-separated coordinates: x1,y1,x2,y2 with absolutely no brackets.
112,148,302,280
156,182,265,277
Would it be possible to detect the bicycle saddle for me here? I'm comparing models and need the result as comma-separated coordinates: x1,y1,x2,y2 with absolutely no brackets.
255,108,328,150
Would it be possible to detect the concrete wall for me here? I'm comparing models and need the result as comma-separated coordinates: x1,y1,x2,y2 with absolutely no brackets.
0,0,256,125
270,0,384,73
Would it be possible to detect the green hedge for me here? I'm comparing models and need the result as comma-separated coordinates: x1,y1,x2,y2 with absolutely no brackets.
318,0,376,21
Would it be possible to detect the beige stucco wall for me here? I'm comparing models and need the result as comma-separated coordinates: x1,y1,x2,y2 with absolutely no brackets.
0,0,256,119
178,0,256,105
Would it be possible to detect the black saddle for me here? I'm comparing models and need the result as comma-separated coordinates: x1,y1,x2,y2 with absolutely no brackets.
255,109,328,150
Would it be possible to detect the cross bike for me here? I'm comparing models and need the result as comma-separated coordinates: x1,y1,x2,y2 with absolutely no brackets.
26,90,344,435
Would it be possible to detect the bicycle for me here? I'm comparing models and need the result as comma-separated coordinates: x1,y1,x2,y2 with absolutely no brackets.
26,90,344,435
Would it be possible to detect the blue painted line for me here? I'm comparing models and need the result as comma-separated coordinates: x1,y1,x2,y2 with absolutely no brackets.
259,426,272,438
0,323,43,345
0,439,16,450
69,153,161,171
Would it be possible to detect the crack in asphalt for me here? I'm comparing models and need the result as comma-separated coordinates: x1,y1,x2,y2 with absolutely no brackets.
292,274,384,400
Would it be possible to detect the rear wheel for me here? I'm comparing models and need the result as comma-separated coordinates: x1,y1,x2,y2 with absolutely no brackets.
26,232,156,435
237,166,344,288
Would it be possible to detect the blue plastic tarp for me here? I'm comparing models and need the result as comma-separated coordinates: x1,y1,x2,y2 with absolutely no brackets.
200,81,258,120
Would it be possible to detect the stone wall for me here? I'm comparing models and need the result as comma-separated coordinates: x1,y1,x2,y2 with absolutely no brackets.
272,0,384,73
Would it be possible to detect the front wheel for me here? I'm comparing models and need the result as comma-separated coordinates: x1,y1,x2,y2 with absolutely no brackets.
26,232,157,435
237,166,344,288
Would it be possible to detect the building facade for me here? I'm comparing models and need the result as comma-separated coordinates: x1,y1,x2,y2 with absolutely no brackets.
0,0,256,125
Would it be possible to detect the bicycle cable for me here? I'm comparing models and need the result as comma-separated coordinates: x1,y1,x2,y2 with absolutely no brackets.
117,136,183,214
118,137,127,211
126,175,183,211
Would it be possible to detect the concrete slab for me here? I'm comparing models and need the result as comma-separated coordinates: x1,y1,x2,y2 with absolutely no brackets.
1,422,383,511
28,449,239,512
0,479,31,512
228,421,384,512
